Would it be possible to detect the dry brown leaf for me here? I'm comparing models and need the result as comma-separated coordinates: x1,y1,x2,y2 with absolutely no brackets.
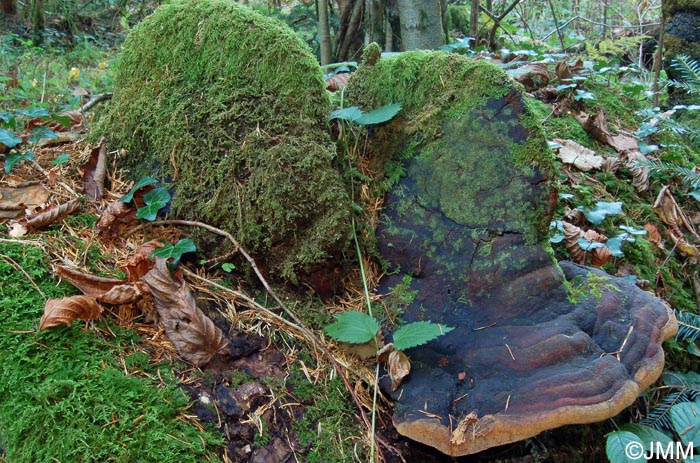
388,349,411,391
0,183,50,217
39,295,103,330
81,140,107,201
590,246,613,266
8,222,28,237
57,265,127,296
653,186,700,237
555,59,573,83
552,139,604,171
644,223,663,245
563,221,584,264
511,63,551,90
602,157,621,173
141,258,228,366
624,150,650,192
563,208,586,226
326,72,351,91
37,131,79,147
95,200,137,239
98,282,148,305
121,239,164,282
22,198,81,229
451,411,479,446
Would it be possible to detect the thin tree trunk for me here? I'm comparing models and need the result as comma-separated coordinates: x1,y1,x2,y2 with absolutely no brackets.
470,0,479,44
652,16,665,107
602,0,609,39
318,0,333,65
546,0,565,51
31,0,44,45
1,0,17,16
396,0,443,50
336,0,364,61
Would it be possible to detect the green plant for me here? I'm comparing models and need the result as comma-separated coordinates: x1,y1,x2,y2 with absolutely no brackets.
119,176,171,221
0,107,65,173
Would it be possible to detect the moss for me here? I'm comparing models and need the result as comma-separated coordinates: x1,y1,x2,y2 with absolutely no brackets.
95,0,350,282
664,0,700,17
446,5,470,35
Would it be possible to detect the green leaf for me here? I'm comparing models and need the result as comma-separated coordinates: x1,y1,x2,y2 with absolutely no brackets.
150,239,197,267
4,151,34,174
606,234,630,257
50,114,72,130
323,311,379,344
578,201,623,225
18,107,49,118
638,141,659,155
120,176,158,203
356,103,402,125
51,153,71,166
605,430,646,463
555,83,577,91
573,90,595,101
0,128,22,149
687,341,700,357
577,237,606,251
136,187,170,221
619,225,647,235
670,402,700,447
28,126,58,144
620,423,674,449
392,321,454,351
635,122,658,138
221,262,236,272
329,106,363,122
690,191,700,201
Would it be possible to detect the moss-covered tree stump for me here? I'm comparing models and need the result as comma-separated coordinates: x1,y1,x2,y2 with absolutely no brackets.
346,52,677,456
98,0,350,281
664,0,700,102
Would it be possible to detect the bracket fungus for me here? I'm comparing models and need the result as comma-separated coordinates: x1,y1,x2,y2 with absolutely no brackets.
346,51,678,456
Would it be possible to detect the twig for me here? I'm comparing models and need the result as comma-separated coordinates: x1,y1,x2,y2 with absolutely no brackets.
80,92,113,112
0,254,46,300
28,159,80,198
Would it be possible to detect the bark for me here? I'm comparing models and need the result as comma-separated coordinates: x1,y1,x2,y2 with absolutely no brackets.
397,0,444,50
1,0,17,16
336,0,364,61
318,0,332,65
31,0,44,45
470,0,479,43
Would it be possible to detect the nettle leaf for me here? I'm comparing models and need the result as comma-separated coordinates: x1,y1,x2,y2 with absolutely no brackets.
605,430,645,463
392,321,454,351
120,176,158,203
151,239,197,267
578,201,623,225
670,402,700,447
52,153,71,166
136,187,170,221
0,128,23,149
356,103,402,125
4,151,34,174
324,311,379,344
329,106,363,122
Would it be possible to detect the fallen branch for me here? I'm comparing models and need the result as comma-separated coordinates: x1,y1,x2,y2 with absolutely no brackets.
80,92,113,112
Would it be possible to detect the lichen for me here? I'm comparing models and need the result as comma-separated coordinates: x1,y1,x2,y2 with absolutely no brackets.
93,0,350,281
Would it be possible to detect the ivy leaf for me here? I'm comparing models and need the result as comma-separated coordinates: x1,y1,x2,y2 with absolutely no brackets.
136,187,170,221
605,430,645,463
4,151,34,174
619,225,647,235
50,113,72,130
329,106,363,122
670,401,700,447
606,234,630,257
150,239,197,268
52,153,71,166
577,237,606,251
18,107,49,118
392,321,454,351
28,126,58,144
0,128,22,149
573,90,595,101
578,201,623,225
356,103,402,125
324,311,379,344
120,176,158,203
555,83,577,91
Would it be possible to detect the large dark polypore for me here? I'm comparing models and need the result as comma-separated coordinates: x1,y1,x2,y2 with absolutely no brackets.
347,52,678,456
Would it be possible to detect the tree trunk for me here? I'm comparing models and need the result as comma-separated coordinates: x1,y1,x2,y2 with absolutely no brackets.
318,0,332,65
31,0,44,45
1,0,17,16
470,0,479,43
397,0,443,50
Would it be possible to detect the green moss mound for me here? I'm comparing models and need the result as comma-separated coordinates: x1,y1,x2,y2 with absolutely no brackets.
345,50,556,242
96,0,350,281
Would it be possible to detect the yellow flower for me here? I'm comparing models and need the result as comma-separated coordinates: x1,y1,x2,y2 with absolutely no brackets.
98,61,107,70
68,67,80,81
31,78,38,87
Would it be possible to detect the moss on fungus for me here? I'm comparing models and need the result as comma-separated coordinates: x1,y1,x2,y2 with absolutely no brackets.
95,0,350,281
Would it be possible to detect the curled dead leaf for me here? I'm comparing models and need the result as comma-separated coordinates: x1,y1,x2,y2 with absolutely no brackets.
326,73,351,91
563,221,584,264
121,240,163,282
590,246,613,266
141,258,228,366
98,282,148,305
82,140,107,201
511,63,551,90
451,411,479,446
388,349,411,392
57,265,126,297
563,208,586,226
95,200,137,239
555,59,573,83
625,150,650,193
602,157,621,173
644,223,663,246
39,295,103,330
23,198,81,229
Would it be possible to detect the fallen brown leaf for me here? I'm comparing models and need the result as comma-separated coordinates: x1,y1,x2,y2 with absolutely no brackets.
57,265,126,297
0,183,50,218
141,258,228,366
388,349,411,391
82,140,108,201
39,295,103,330
98,282,148,305
121,240,163,282
95,200,137,239
644,223,663,245
326,72,351,91
22,198,81,229
590,246,613,266
451,411,479,446
552,139,604,171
